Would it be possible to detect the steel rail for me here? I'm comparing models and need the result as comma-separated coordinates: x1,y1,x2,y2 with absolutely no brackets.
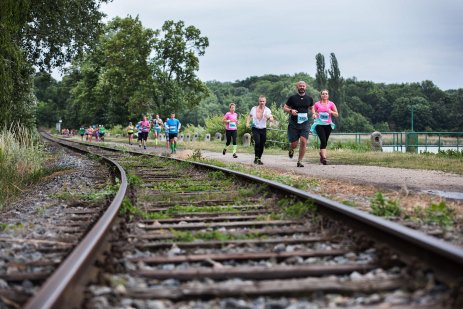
35,136,463,291
24,134,128,309
55,137,463,283
185,159,463,284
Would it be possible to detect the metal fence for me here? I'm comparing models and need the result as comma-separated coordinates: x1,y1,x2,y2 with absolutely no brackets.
264,129,463,152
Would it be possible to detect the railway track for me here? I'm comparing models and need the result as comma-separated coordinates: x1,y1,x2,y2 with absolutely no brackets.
3,134,462,308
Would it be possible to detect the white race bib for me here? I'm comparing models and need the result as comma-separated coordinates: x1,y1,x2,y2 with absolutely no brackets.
297,113,308,124
229,121,236,128
319,112,329,122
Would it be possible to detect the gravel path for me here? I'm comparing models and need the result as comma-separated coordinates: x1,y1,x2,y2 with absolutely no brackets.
198,150,463,198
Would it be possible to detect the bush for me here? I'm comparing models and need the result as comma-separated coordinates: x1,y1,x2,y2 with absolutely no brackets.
110,125,125,137
0,126,46,208
204,114,250,140
182,124,208,140
370,192,401,217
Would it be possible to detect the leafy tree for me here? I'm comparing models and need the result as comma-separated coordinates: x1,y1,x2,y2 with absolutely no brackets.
22,0,110,70
151,20,210,116
34,72,60,127
342,112,375,132
1,0,35,127
97,16,156,124
327,53,344,129
389,97,433,131
67,16,155,126
315,53,327,91
1,0,110,128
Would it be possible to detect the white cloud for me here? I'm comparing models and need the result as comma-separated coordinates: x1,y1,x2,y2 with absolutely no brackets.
97,0,463,89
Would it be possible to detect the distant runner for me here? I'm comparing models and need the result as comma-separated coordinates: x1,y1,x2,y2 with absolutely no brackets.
140,115,151,150
151,114,164,147
127,122,134,145
223,103,239,158
165,112,181,154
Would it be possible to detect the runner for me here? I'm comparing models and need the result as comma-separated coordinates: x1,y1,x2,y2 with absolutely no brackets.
79,126,85,141
165,112,181,154
246,96,274,165
283,80,314,167
164,117,170,151
94,125,100,142
87,125,94,142
135,121,143,147
140,115,151,150
151,114,164,147
99,125,106,142
222,103,239,158
127,122,134,145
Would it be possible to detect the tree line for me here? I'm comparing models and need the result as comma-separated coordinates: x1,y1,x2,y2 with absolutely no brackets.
2,2,462,133
34,55,463,133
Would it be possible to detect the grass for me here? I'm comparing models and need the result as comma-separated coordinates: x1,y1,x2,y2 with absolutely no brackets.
170,229,264,242
50,182,118,202
69,131,463,174
182,139,463,174
0,126,47,209
409,201,456,228
370,192,402,217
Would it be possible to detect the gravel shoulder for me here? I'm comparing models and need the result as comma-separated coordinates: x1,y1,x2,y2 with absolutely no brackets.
198,150,463,197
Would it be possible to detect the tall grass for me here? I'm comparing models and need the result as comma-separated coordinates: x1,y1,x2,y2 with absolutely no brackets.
0,125,46,209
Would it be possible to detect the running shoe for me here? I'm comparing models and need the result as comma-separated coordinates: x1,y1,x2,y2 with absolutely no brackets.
297,161,304,167
144,146,146,150
254,157,258,164
223,148,226,155
233,153,238,158
322,158,327,165
257,159,264,165
288,148,294,159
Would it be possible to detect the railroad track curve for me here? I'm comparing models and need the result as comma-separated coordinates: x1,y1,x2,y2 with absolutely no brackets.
9,134,463,308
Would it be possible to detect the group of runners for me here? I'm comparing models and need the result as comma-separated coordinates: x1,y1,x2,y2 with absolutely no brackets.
127,112,181,153
78,125,106,142
75,80,337,165
223,80,338,166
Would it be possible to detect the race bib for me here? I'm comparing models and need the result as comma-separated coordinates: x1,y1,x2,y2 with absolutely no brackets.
319,112,330,122
297,113,308,124
229,121,237,128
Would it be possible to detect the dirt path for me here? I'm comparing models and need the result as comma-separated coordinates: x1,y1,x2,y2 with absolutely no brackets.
91,140,463,200
197,150,463,199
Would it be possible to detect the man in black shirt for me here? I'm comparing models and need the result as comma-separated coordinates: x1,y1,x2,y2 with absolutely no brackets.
283,81,314,167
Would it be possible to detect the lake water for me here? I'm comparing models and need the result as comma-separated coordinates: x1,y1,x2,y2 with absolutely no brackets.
382,146,461,153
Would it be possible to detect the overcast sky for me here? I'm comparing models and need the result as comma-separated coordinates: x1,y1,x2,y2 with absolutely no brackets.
99,0,463,90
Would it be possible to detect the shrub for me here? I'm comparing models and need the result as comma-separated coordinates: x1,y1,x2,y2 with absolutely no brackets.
0,125,46,208
370,192,401,217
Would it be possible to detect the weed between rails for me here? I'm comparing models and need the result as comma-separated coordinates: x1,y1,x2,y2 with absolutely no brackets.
170,229,265,242
51,183,119,202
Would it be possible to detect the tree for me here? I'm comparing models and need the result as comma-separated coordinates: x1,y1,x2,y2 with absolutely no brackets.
342,112,375,132
389,97,433,131
151,20,210,117
315,53,327,91
327,53,344,130
21,0,110,70
96,16,156,124
1,0,110,128
1,0,35,127
68,16,156,126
